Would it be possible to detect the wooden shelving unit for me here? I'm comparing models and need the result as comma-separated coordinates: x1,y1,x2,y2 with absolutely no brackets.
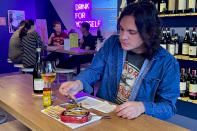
159,13,197,17
174,55,197,61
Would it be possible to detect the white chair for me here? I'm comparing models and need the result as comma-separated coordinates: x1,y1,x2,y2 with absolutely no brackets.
7,59,12,63
21,68,34,73
14,64,24,68
14,64,33,74
56,68,75,84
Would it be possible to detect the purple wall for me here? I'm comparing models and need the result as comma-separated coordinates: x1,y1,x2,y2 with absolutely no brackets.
35,0,66,35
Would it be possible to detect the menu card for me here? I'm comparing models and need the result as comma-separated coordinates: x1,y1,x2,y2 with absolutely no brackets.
64,39,70,50
79,97,116,113
69,33,79,48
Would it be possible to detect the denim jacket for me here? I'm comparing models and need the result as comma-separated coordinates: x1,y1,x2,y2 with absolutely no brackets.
74,35,180,120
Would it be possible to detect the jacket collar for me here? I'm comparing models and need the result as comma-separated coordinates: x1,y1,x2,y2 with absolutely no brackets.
152,46,169,60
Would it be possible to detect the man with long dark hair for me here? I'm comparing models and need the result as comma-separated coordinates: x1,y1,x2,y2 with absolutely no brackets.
59,1,180,120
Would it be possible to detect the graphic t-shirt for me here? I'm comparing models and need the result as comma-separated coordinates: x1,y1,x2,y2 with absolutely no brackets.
115,51,145,105
51,31,69,45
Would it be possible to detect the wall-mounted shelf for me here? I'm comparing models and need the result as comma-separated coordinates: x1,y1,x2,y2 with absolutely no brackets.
178,97,197,104
159,13,197,18
115,13,197,19
174,55,197,61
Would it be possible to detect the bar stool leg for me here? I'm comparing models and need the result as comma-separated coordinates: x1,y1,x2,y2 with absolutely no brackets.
57,73,60,84
66,73,73,81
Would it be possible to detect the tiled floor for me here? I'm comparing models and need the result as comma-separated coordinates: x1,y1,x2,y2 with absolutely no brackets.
0,107,30,131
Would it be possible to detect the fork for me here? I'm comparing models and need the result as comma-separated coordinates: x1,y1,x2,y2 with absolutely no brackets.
91,115,111,119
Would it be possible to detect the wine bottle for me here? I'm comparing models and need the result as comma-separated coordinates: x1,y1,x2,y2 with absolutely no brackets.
180,68,187,97
160,0,167,14
33,42,44,94
187,0,196,13
154,1,159,11
161,28,167,49
178,0,187,13
166,27,171,45
185,68,192,96
175,34,179,55
189,27,197,58
168,36,175,55
189,70,197,100
97,27,102,39
182,27,190,56
168,0,176,14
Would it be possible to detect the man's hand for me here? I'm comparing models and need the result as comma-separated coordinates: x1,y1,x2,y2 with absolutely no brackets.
79,38,84,48
50,33,55,38
59,80,83,99
85,46,90,51
114,101,145,119
48,33,55,45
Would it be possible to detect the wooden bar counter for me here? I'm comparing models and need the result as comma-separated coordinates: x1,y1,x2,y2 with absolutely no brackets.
0,74,189,131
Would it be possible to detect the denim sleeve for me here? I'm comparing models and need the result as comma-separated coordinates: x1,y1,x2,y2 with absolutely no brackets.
73,35,114,94
142,59,180,120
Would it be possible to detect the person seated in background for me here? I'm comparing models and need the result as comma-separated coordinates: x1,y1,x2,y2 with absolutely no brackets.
8,20,26,64
59,2,180,120
19,19,46,68
46,21,69,66
57,22,96,69
48,21,69,46
79,22,96,51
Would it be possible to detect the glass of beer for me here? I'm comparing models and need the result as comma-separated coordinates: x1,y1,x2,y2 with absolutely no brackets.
41,61,57,101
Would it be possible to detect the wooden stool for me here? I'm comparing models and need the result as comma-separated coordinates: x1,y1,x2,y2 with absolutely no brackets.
14,64,24,72
56,68,75,84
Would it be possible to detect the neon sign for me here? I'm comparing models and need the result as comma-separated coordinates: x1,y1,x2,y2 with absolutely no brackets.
74,0,102,28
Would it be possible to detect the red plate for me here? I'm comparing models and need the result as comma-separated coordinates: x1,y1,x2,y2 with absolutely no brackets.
60,111,91,123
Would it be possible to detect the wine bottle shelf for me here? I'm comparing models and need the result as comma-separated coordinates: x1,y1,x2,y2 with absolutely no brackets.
159,13,197,17
174,55,197,61
178,97,197,104
115,13,197,19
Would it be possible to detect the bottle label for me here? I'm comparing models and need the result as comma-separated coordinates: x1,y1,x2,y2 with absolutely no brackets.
188,0,196,9
34,79,44,91
189,84,197,93
186,81,190,89
175,43,179,54
168,44,175,55
168,0,175,11
160,3,166,12
189,46,197,56
180,82,186,90
160,44,167,49
178,0,186,10
182,43,189,55
36,48,41,52
155,3,158,10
